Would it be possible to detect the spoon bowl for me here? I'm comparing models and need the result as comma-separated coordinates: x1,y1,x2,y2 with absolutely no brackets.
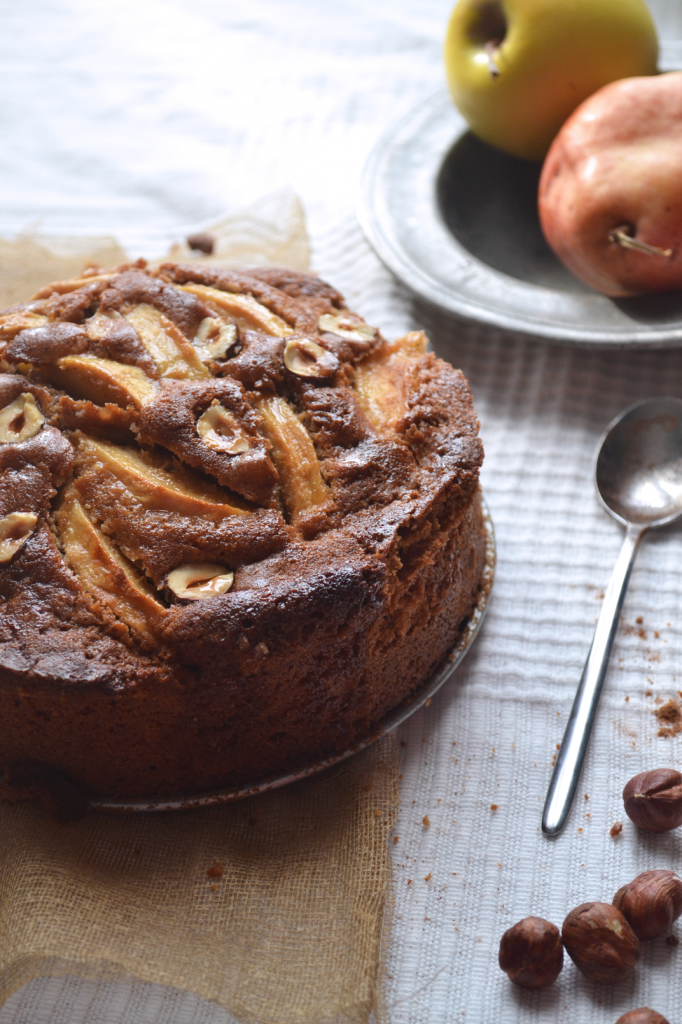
597,397,682,527
543,396,682,836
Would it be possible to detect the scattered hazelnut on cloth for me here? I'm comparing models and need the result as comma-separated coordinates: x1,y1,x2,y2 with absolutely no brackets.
498,916,563,989
614,1009,669,1024
562,902,639,984
186,232,216,255
623,769,682,832
613,869,682,940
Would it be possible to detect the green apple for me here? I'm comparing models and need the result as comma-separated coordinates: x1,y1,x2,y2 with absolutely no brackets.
444,0,659,161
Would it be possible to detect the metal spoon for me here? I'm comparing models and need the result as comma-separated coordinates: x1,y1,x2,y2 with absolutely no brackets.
542,396,682,836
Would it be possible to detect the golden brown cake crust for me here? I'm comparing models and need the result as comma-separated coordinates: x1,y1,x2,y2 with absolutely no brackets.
0,262,485,800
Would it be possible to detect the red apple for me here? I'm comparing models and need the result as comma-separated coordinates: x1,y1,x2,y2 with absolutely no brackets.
538,72,682,297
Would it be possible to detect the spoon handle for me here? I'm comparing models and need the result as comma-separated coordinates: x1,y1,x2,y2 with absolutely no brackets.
542,524,644,836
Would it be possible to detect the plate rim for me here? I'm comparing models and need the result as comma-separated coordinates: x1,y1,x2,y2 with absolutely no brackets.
357,69,682,349
91,495,496,812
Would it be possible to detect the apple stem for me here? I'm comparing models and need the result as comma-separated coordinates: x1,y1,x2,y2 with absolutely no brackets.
484,40,501,79
609,228,673,259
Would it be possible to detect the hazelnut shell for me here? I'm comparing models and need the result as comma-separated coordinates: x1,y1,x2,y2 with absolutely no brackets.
623,769,682,833
613,869,682,940
498,916,563,989
0,511,39,564
283,336,339,379
562,901,639,984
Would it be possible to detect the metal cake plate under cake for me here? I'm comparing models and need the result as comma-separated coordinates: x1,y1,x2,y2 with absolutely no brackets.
357,43,682,348
92,498,495,812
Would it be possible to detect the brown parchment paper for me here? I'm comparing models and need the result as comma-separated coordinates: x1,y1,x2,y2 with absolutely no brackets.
163,189,311,271
0,191,398,1024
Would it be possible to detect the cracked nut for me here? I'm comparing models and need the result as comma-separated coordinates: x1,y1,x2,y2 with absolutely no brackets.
615,1010,670,1024
623,768,682,833
613,870,682,940
317,313,377,341
196,401,250,454
283,336,339,378
0,392,44,444
195,317,237,361
562,902,639,984
167,563,234,601
0,512,38,563
498,916,563,989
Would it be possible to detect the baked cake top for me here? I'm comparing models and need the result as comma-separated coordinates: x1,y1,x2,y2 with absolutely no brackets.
0,262,482,686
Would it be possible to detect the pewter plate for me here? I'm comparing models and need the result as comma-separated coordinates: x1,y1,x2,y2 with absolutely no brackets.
357,42,682,348
92,499,495,812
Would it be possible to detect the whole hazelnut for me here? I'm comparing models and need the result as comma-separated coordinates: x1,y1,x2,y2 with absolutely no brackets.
613,869,682,940
498,916,563,989
562,902,639,984
615,1010,669,1024
623,769,682,833
186,232,215,255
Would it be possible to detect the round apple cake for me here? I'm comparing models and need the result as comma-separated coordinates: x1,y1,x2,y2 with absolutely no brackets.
0,261,485,803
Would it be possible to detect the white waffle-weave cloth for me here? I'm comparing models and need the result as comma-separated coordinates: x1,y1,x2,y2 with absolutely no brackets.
2,1,682,1022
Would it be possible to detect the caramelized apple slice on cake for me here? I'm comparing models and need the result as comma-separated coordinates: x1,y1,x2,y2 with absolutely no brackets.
31,273,115,298
46,354,157,410
56,485,166,646
124,304,208,380
0,312,50,342
75,436,251,520
180,283,294,336
255,395,329,523
57,397,137,442
354,330,428,435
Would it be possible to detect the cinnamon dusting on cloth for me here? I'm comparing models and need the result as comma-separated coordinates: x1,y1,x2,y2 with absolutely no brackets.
655,698,682,738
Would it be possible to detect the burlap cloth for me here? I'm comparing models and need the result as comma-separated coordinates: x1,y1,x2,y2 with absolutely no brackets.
0,196,399,1024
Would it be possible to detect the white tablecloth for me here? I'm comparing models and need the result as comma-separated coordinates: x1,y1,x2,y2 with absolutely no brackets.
3,2,682,1022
